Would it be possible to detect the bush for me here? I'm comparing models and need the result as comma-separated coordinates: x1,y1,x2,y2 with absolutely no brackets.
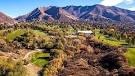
43,49,66,76
0,58,27,76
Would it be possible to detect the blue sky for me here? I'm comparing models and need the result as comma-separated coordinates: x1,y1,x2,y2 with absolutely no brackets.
0,0,135,18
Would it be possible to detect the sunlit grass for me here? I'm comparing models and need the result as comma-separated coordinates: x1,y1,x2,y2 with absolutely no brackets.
30,30,47,36
125,48,135,67
6,29,27,42
94,29,135,67
31,52,50,67
6,29,48,42
94,29,127,46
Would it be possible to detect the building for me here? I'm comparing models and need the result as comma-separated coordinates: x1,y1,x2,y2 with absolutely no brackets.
77,30,93,37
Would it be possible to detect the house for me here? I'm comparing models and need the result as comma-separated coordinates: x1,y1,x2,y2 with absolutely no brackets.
77,30,93,37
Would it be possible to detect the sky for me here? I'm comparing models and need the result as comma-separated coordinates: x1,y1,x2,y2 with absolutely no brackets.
0,0,135,18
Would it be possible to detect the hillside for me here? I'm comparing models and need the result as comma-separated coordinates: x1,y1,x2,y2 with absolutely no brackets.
0,22,134,76
16,6,78,22
0,12,15,24
16,4,135,24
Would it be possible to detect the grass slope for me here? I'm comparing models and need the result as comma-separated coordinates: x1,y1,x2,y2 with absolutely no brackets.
94,29,135,67
31,52,50,67
31,30,46,36
125,48,135,67
7,29,26,42
6,29,47,42
95,29,127,46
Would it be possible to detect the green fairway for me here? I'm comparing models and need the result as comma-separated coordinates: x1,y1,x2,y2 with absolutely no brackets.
96,32,135,67
95,29,127,46
125,48,135,67
94,29,135,67
31,30,47,36
31,52,50,67
6,29,47,42
7,29,27,42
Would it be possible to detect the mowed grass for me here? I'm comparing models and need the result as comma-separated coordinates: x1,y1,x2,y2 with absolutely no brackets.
125,48,135,67
31,30,46,36
94,29,135,67
31,52,50,67
6,29,47,42
94,29,127,46
7,29,27,42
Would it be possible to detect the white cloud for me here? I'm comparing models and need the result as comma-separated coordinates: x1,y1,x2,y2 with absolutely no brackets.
125,0,134,4
100,0,124,6
129,7,135,11
100,0,135,6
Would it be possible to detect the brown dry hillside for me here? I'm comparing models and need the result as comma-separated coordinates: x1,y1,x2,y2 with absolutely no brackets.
16,4,135,24
58,37,135,76
0,12,15,24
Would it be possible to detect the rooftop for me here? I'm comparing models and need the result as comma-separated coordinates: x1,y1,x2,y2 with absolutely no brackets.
78,30,93,33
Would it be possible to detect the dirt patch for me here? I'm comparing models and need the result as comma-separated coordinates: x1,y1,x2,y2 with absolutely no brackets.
25,63,41,76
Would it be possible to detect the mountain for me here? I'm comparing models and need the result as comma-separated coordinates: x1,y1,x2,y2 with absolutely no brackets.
16,6,78,22
63,5,135,23
16,4,135,23
0,12,15,24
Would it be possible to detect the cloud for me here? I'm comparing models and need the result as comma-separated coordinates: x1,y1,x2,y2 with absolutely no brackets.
129,7,135,11
125,0,134,4
100,0,135,6
100,0,124,6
